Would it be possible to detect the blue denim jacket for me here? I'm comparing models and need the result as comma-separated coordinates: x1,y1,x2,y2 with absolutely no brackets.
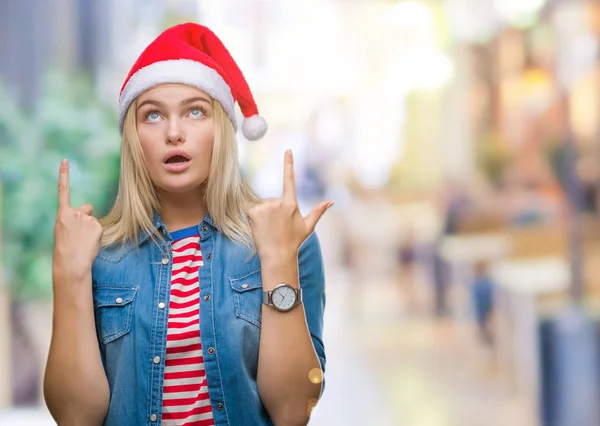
91,214,326,425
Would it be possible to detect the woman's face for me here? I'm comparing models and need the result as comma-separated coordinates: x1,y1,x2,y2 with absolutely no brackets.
136,84,214,194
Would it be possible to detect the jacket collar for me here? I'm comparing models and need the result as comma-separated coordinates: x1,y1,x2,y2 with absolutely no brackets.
136,211,217,247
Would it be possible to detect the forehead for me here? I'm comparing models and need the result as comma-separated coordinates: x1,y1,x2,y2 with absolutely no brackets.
138,84,210,103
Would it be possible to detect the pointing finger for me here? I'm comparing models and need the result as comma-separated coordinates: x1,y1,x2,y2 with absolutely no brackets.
57,159,71,211
282,149,297,201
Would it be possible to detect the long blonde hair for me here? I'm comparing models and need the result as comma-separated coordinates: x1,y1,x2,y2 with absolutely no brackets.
99,97,260,249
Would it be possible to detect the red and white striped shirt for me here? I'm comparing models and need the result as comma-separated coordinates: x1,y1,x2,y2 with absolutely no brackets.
162,226,214,426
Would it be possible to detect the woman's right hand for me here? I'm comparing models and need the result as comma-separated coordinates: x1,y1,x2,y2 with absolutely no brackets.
52,159,103,285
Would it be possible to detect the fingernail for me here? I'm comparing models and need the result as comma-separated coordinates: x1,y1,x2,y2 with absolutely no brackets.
61,159,68,167
286,149,292,158
326,202,335,210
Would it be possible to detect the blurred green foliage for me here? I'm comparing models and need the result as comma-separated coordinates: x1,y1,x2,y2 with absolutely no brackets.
0,72,121,300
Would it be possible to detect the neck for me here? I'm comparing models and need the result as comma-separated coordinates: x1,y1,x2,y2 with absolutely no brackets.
158,187,207,232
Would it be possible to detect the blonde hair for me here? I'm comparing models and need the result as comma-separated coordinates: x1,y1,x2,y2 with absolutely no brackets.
99,97,260,249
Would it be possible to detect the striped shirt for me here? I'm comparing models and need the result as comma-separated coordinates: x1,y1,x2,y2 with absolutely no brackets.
162,226,214,426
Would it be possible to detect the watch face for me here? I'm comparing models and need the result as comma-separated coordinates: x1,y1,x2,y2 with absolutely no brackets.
272,285,297,311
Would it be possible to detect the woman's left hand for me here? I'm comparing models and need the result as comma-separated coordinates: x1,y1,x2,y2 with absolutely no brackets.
247,149,333,263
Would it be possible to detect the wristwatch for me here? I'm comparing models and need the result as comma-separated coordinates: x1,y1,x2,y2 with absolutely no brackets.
262,283,302,312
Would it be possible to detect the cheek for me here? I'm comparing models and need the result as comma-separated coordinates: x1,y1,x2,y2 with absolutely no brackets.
137,134,166,181
192,124,215,159
201,137,215,170
137,129,162,161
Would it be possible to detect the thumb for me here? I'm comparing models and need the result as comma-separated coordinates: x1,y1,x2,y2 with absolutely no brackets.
75,204,94,216
304,201,334,232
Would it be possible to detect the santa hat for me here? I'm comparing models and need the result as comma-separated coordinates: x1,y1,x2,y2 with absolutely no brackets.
118,23,267,141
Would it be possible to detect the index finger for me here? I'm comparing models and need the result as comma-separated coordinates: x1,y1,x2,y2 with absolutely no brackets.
282,149,296,200
57,159,71,210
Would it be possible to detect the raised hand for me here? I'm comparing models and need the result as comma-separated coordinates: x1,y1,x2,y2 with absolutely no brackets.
247,150,333,262
52,159,103,284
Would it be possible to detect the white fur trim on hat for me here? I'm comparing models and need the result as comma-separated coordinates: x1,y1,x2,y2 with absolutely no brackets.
118,59,237,134
242,115,268,141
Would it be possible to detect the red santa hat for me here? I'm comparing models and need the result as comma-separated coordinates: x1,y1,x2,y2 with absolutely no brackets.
118,23,268,141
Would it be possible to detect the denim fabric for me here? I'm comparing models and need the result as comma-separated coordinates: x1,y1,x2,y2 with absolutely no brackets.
91,214,326,425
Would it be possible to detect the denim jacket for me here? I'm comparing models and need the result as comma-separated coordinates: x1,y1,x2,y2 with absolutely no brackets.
91,214,326,425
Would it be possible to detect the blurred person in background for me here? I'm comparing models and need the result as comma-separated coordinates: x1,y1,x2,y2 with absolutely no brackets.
44,23,331,426
577,155,600,217
442,181,471,235
470,261,495,346
428,183,472,319
395,229,419,314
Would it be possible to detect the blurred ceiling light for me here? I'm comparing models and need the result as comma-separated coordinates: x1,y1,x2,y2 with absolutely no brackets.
352,87,405,188
384,1,432,30
390,48,454,92
493,0,547,28
444,0,501,43
379,1,454,91
415,50,454,90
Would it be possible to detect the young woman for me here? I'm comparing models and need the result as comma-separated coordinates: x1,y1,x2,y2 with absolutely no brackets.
44,23,330,426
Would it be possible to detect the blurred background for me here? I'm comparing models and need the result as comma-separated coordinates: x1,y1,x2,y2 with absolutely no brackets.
3,0,600,425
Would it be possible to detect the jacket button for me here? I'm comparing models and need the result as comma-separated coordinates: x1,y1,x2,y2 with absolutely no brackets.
115,297,123,304
207,347,215,355
202,225,209,232
207,253,212,260
204,294,211,301
153,356,161,364
150,414,158,422
161,257,169,265
216,402,224,411
158,302,166,309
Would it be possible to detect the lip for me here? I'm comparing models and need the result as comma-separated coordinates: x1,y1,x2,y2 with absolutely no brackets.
162,149,191,173
163,161,191,173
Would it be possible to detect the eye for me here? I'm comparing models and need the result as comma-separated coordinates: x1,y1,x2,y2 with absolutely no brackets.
188,107,205,119
146,111,162,123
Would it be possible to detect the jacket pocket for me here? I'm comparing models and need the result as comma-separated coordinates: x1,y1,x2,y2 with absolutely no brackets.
93,287,138,344
229,269,263,328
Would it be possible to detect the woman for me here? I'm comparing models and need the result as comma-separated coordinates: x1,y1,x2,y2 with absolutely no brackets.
44,23,330,426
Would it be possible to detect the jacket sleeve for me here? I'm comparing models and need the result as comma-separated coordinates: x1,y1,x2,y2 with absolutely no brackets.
298,231,327,393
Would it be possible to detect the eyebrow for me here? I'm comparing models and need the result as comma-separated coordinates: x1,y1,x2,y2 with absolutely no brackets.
137,96,211,110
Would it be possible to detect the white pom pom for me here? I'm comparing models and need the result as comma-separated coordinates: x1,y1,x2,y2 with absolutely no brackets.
242,115,268,141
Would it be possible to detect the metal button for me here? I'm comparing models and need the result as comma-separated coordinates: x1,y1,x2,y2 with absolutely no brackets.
207,253,212,260
241,284,249,289
150,414,158,422
204,294,211,301
158,302,166,309
161,257,169,265
207,347,215,355
115,297,123,304
153,356,161,364
216,402,224,411
202,225,209,232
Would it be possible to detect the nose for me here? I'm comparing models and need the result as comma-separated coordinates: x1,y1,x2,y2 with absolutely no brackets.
166,118,185,145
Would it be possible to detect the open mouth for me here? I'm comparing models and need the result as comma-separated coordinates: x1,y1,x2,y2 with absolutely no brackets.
165,155,190,164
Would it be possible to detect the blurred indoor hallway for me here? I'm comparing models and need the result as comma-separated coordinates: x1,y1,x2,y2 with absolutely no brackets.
309,203,534,426
0,203,534,426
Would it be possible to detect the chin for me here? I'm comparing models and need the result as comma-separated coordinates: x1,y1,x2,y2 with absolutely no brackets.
156,176,207,195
